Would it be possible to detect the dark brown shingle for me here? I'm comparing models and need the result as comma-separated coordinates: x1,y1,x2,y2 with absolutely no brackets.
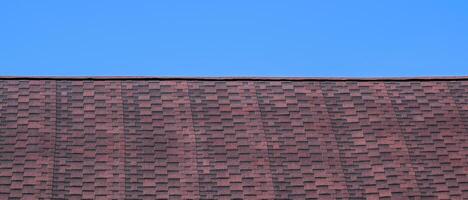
0,77,466,199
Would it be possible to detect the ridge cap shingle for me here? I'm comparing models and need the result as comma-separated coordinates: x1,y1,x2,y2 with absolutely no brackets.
0,76,467,81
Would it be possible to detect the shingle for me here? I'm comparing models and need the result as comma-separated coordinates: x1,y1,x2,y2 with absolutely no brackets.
0,77,466,199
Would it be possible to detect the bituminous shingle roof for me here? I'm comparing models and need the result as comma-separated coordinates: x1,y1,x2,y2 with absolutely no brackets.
0,76,467,199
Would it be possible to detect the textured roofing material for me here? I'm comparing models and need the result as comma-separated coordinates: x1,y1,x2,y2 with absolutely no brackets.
0,77,467,199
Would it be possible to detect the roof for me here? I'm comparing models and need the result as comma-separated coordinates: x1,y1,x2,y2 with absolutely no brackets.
0,76,467,199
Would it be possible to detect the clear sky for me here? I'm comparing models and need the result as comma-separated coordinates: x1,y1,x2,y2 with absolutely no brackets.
1,1,467,77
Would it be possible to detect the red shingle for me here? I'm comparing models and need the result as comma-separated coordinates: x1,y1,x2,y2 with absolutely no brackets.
0,77,466,199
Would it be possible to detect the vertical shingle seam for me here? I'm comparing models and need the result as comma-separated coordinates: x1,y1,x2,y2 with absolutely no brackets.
253,81,276,197
186,80,202,199
383,82,423,197
119,80,127,199
319,81,352,198
50,80,59,199
310,81,349,198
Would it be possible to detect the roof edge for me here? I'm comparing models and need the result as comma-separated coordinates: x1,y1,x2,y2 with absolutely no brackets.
0,76,467,81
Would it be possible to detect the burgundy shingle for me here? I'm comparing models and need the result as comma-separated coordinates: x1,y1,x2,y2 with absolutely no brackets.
0,77,467,199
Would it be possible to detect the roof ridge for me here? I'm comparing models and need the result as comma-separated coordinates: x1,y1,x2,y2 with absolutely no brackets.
0,76,467,81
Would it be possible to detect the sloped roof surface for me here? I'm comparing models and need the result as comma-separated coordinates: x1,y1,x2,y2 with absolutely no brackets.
0,77,467,199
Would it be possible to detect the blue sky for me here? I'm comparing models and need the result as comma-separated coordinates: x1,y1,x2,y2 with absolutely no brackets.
0,1,467,77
